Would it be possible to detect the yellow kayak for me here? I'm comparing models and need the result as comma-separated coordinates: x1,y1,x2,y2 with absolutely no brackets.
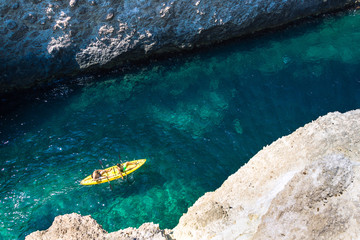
80,159,146,186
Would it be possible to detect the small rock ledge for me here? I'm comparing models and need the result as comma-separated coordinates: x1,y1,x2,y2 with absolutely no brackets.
27,109,360,239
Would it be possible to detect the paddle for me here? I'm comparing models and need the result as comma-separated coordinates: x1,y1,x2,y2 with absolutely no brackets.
99,159,113,191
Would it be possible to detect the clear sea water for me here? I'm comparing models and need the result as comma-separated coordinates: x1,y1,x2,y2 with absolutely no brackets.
1,9,360,240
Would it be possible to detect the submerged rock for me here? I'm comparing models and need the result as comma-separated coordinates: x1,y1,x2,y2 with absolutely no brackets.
26,110,360,239
5,20,17,30
0,0,357,94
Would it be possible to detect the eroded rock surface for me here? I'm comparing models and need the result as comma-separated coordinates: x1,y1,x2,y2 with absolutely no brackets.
26,213,170,240
172,110,360,239
26,213,106,240
253,155,359,240
0,0,356,93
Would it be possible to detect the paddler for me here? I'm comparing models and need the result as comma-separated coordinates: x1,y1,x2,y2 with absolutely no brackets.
116,162,137,179
116,163,124,180
92,169,111,180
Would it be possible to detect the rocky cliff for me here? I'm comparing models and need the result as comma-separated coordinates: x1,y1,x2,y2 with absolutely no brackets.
26,110,360,239
172,109,360,240
26,213,171,240
0,0,356,94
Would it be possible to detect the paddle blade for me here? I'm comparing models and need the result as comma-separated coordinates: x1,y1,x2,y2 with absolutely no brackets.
99,159,104,168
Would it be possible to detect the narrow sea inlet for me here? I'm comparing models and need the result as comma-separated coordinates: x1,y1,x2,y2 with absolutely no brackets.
1,10,360,239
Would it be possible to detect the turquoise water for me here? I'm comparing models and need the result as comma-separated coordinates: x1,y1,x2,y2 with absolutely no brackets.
2,10,360,239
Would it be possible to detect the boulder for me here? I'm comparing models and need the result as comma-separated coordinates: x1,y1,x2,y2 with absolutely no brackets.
26,213,107,240
26,213,170,240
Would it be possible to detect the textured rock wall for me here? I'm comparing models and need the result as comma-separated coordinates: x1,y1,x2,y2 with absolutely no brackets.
0,0,356,94
26,110,360,239
172,109,360,239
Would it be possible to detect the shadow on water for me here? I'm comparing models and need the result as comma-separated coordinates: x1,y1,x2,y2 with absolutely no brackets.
0,8,355,145
104,170,167,195
0,7,354,124
20,204,57,239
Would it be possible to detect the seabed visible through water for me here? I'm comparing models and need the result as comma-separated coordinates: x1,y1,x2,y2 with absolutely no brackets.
1,9,360,240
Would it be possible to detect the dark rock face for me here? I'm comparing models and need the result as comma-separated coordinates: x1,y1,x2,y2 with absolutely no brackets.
0,0,356,94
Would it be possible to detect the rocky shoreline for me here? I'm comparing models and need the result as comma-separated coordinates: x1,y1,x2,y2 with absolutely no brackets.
0,0,357,94
26,214,171,240
26,109,360,239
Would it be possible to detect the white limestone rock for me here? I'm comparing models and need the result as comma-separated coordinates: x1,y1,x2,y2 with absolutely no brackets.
26,213,170,240
172,109,360,239
26,213,107,240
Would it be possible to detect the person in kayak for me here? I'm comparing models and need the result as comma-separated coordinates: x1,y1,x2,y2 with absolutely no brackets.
116,162,137,179
116,163,124,179
92,169,111,180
